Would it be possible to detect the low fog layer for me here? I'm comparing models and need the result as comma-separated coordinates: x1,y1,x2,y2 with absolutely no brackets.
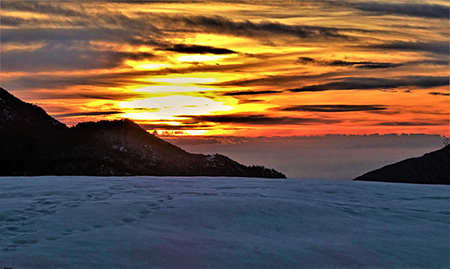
165,134,444,179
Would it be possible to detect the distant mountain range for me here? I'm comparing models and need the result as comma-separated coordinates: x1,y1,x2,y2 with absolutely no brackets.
354,146,449,185
0,88,285,178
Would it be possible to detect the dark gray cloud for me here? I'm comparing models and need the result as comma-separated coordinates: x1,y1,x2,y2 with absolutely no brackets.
3,72,156,92
1,15,44,27
0,13,88,28
429,92,450,96
55,111,122,118
357,63,404,69
160,14,347,40
223,90,283,96
77,92,145,101
5,61,277,91
3,7,347,42
181,113,341,125
2,44,157,72
1,1,86,17
1,8,163,37
353,2,449,19
1,28,126,43
210,71,347,88
366,41,449,56
1,1,159,28
210,75,296,87
1,28,157,68
415,60,449,66
297,57,404,69
139,123,213,131
7,90,144,101
279,104,388,113
163,44,236,54
376,120,449,126
297,57,448,71
2,26,159,72
238,99,264,104
118,52,156,61
289,76,450,92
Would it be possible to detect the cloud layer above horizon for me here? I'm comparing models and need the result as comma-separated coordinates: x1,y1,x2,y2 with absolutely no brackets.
1,0,449,136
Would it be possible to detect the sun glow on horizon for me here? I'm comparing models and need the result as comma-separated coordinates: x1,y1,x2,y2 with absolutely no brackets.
119,95,233,120
176,54,226,63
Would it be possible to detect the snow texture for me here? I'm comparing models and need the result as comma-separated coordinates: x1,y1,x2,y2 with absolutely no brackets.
1,177,449,268
2,109,13,121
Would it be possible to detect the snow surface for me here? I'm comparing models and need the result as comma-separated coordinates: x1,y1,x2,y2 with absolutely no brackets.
1,176,449,268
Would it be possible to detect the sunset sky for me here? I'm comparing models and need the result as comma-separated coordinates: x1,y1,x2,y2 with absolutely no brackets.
2,0,449,137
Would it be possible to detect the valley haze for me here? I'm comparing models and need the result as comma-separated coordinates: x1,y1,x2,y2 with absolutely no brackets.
165,134,445,179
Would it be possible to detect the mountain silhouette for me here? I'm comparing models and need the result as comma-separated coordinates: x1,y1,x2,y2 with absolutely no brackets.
354,146,449,185
0,88,285,178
